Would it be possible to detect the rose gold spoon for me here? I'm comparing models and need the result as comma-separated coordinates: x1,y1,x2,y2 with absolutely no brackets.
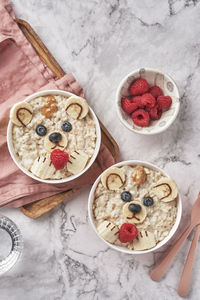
177,224,200,297
150,193,200,282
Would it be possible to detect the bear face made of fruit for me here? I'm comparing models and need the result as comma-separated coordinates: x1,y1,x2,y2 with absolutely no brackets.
10,95,92,180
96,166,178,251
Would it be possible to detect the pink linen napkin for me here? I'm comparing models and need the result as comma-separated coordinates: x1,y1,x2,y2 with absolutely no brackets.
0,0,115,208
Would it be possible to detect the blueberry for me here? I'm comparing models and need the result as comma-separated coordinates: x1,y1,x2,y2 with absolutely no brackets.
121,191,132,202
49,132,62,143
61,122,72,132
36,124,47,136
128,203,141,214
143,196,154,207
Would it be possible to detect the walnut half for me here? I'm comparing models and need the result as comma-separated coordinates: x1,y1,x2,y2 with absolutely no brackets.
132,167,147,185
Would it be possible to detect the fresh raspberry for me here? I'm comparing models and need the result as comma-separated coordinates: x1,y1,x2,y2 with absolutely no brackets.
50,149,69,170
132,109,150,127
121,97,138,114
131,96,144,108
157,96,172,110
149,86,163,98
141,93,156,108
148,104,162,120
119,223,138,243
129,78,149,96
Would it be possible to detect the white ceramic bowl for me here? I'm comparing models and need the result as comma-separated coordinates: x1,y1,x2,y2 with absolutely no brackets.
88,160,182,254
7,90,101,184
116,68,180,135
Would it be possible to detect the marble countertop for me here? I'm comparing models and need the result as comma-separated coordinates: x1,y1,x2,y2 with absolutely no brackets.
1,0,200,299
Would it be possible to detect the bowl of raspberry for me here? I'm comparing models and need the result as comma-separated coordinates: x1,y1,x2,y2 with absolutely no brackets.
116,68,180,135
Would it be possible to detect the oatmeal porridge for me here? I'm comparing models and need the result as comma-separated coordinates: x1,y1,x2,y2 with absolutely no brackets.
10,94,97,180
93,165,178,251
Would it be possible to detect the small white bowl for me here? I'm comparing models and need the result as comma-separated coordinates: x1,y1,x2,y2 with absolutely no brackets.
7,90,101,184
116,68,180,135
88,160,182,255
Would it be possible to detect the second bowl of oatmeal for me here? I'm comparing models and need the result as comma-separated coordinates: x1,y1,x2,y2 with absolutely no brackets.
7,90,101,184
88,160,182,254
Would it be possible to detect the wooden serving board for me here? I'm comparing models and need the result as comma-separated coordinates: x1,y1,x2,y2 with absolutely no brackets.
16,19,119,219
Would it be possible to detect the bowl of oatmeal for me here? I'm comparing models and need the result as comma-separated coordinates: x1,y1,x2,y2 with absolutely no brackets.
88,160,182,254
7,90,101,184
116,68,180,135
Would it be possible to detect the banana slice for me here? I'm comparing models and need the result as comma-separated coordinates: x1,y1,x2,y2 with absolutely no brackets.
44,131,68,152
123,201,147,224
97,221,119,243
31,155,56,179
101,167,125,191
67,150,89,175
65,96,89,119
10,101,33,126
152,178,178,202
132,230,156,251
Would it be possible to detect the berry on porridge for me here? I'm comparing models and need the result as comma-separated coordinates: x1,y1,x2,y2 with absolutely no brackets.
121,78,172,127
10,94,97,180
119,223,138,243
93,165,178,251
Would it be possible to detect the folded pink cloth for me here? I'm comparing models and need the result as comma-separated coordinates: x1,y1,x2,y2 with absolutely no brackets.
0,0,115,208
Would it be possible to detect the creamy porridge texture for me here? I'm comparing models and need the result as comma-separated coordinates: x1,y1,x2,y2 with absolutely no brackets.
11,94,97,180
93,165,178,251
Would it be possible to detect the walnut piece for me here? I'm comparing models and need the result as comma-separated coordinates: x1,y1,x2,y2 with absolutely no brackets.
132,167,147,185
41,96,58,119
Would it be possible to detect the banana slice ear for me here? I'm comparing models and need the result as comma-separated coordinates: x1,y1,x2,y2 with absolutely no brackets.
10,101,33,126
152,178,178,202
65,96,89,119
101,167,125,190
67,150,89,175
123,201,147,224
132,230,156,251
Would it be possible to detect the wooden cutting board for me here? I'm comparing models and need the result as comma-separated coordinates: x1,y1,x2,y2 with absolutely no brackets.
16,19,119,219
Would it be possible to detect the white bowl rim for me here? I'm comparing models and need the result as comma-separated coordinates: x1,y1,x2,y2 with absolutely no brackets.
7,89,101,184
116,67,180,135
88,160,182,255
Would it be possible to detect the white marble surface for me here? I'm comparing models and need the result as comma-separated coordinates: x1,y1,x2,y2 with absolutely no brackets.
1,0,200,299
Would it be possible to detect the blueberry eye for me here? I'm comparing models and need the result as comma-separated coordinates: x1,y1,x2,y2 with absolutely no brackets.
36,124,47,136
143,196,154,207
121,191,132,202
61,122,72,132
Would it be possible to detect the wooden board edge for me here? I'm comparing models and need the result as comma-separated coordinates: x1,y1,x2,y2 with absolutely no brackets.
20,189,78,218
